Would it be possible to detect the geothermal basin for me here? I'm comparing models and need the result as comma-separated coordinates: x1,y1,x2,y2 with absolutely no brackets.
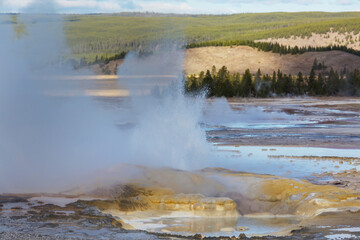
1,97,360,239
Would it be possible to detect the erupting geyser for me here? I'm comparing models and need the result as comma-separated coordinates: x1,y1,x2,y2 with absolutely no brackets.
116,50,211,170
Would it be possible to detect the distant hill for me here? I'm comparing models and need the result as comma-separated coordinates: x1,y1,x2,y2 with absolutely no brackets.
2,12,360,61
62,12,360,61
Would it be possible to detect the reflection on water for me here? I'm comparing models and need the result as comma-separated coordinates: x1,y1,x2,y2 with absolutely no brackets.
123,213,300,237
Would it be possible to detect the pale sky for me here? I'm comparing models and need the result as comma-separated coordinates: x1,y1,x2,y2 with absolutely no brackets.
1,0,360,14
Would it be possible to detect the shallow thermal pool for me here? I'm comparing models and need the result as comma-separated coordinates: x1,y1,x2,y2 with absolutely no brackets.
211,145,360,179
110,211,301,237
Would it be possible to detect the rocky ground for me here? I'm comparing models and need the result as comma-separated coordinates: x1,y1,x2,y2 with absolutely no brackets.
1,164,360,239
311,168,360,192
1,194,360,239
0,195,166,240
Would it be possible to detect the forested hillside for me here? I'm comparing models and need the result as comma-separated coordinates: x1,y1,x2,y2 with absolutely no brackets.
2,12,360,64
62,12,360,61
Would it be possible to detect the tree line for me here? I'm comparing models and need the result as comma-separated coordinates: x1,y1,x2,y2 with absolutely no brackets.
186,40,360,57
185,61,360,97
69,40,360,68
73,51,128,69
69,38,360,68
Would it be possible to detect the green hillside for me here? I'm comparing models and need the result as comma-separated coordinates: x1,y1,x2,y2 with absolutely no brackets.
2,12,360,61
63,12,360,61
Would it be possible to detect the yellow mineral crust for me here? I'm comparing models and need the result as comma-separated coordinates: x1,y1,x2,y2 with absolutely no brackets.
258,178,360,216
85,185,238,217
74,165,360,218
198,168,360,217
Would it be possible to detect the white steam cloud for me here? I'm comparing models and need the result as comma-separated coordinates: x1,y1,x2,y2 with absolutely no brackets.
0,1,211,193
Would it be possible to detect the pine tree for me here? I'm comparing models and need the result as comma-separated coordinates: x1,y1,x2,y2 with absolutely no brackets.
233,73,242,97
254,68,262,96
224,77,234,97
203,70,214,97
211,65,217,79
353,69,360,95
327,68,340,95
242,69,253,97
271,71,277,93
307,68,316,95
198,71,205,83
316,73,324,95
276,69,284,94
215,66,230,97
185,75,198,93
296,72,304,95
280,74,293,95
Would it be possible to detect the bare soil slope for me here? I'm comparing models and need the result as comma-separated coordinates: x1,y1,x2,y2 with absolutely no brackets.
184,46,360,75
257,31,360,51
